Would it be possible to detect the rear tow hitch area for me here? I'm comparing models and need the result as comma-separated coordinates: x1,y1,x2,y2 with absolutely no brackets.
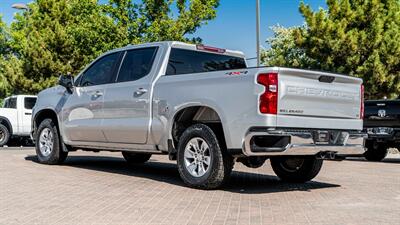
316,151,346,161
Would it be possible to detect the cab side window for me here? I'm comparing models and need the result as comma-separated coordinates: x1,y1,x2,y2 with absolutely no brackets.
116,47,158,83
80,52,120,87
166,48,247,75
3,97,17,109
24,97,37,109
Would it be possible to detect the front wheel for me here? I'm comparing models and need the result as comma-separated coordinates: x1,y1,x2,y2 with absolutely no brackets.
270,157,323,183
35,119,68,164
177,124,234,189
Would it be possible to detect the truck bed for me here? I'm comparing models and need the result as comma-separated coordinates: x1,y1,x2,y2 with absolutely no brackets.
153,66,363,149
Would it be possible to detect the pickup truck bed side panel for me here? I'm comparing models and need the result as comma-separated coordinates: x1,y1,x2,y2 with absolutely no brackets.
152,69,277,150
153,67,363,150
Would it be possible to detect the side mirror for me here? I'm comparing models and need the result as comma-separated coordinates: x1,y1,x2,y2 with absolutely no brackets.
58,74,74,93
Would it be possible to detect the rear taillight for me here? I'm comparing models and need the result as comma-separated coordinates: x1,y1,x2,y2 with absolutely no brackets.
360,84,364,119
257,73,278,114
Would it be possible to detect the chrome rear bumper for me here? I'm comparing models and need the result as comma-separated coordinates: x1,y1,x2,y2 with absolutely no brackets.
243,129,366,157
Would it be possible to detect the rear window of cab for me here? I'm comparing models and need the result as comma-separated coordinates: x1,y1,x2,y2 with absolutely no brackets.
166,48,246,76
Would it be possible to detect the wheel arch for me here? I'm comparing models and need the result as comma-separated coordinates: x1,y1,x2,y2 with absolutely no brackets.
33,108,60,137
169,105,227,150
0,116,13,135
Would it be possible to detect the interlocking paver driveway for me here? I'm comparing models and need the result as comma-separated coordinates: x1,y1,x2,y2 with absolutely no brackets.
0,149,399,225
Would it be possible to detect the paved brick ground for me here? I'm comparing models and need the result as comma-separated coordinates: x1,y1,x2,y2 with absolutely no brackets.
0,149,399,225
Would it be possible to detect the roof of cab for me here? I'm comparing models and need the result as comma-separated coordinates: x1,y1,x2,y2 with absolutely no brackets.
107,41,245,59
3,95,37,100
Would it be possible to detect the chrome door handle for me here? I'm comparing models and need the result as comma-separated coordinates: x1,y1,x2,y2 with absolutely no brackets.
134,88,148,96
91,91,103,99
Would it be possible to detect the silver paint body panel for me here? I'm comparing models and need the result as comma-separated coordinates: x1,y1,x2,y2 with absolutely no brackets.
33,41,364,154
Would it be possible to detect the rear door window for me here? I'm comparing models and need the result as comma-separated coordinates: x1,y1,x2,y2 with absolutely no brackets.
24,97,37,109
166,48,246,75
116,47,158,83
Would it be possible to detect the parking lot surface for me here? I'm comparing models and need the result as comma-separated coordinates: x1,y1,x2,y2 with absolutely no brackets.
0,148,399,225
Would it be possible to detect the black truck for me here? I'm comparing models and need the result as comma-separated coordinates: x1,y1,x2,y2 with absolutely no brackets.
363,97,400,161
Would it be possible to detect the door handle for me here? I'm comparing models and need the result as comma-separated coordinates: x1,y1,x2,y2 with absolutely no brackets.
25,112,32,115
134,88,148,96
91,91,103,99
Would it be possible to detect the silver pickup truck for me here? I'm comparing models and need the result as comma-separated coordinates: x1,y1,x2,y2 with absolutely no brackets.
32,41,365,189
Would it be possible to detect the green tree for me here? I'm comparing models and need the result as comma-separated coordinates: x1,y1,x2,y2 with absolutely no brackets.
103,0,219,43
0,15,8,55
262,0,400,99
0,15,12,98
2,0,124,94
261,26,313,68
2,0,219,95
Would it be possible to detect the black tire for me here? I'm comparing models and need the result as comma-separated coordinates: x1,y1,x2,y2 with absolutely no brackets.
35,118,68,164
177,124,234,189
364,141,388,162
270,157,323,183
122,152,151,164
0,124,10,147
239,156,267,168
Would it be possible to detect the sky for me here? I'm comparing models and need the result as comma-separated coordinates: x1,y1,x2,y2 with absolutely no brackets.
0,0,326,66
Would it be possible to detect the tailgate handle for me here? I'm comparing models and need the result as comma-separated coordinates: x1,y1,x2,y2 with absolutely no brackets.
318,75,335,83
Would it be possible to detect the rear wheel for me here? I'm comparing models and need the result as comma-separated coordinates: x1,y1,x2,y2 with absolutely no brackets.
270,157,323,183
122,152,151,164
35,119,68,164
364,141,388,162
0,124,10,147
177,124,234,189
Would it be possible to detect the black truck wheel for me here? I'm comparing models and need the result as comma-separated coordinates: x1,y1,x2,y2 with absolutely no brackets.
177,124,234,189
364,141,388,162
239,156,267,168
122,152,152,164
35,119,68,164
270,157,323,183
0,124,10,147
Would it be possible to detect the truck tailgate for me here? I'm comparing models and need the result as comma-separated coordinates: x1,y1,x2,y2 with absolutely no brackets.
276,68,363,130
364,100,400,127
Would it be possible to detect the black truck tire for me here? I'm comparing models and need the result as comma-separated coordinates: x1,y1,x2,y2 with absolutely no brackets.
177,124,234,189
0,124,10,147
270,157,323,183
122,152,152,164
35,119,68,164
364,141,388,162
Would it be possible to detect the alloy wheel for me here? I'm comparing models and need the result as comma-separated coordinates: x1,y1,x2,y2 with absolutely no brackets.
39,128,54,157
183,137,212,177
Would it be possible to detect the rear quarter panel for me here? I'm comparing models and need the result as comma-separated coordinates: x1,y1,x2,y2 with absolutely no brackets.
152,68,276,149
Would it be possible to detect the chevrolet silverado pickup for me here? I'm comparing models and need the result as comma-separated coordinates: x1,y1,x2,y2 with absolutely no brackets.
0,95,37,146
363,98,400,161
32,41,365,189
